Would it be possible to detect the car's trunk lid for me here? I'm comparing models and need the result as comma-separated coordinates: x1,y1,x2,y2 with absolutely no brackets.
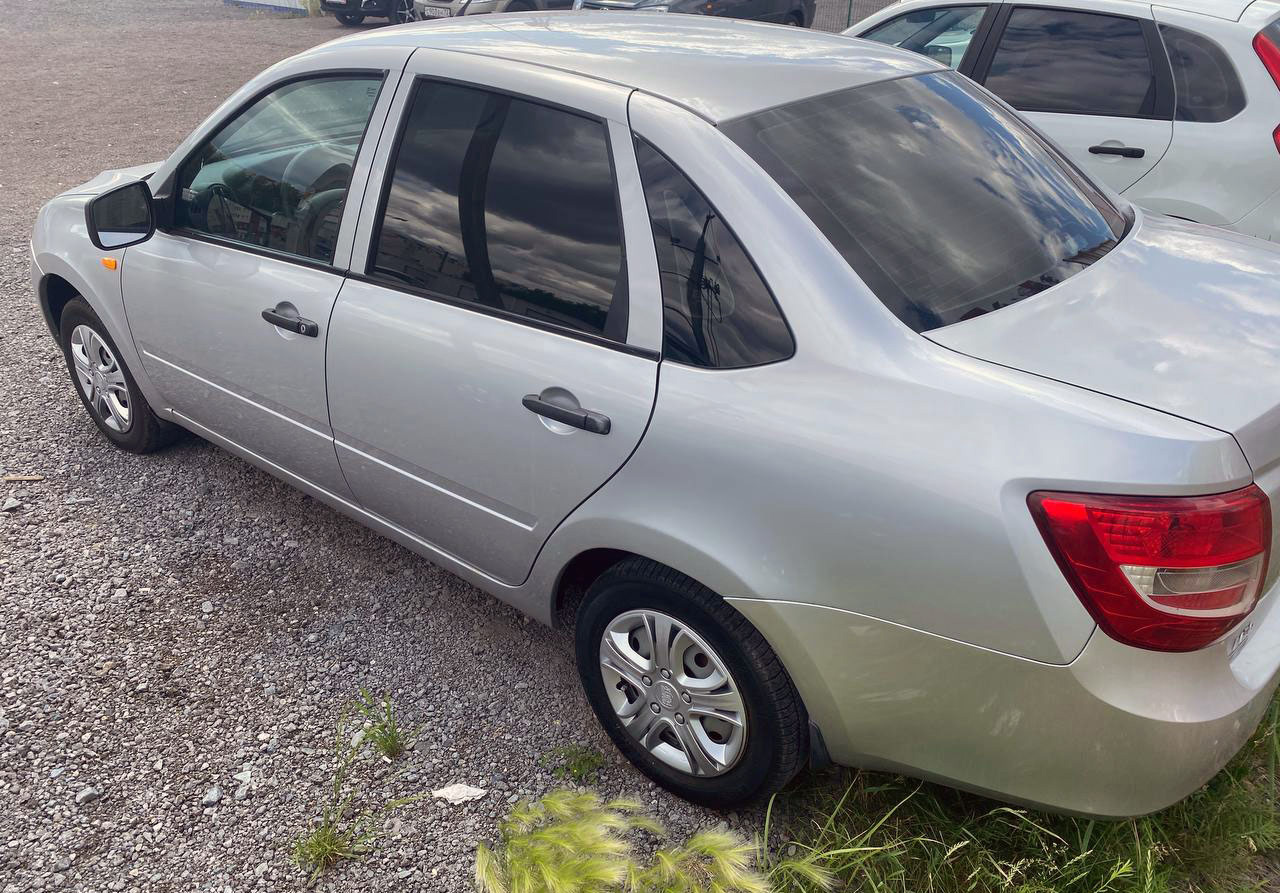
927,214,1280,472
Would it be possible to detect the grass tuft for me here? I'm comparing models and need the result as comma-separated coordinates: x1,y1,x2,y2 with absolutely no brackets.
355,687,414,760
762,693,1280,893
541,744,607,784
291,691,422,884
476,789,770,893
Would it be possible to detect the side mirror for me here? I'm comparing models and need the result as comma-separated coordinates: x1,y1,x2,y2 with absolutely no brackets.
86,180,155,251
924,44,953,67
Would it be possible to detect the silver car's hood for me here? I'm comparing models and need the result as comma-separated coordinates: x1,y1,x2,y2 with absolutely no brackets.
928,214,1280,472
65,162,161,197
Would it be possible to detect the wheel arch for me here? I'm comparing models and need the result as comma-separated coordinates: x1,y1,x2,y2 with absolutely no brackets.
38,272,79,338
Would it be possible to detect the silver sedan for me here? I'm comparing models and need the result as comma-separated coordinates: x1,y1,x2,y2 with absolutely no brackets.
29,14,1280,815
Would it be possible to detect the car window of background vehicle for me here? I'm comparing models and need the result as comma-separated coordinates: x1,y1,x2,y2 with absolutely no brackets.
1159,24,1246,122
175,75,383,263
633,139,793,368
858,5,987,69
368,79,627,341
722,71,1125,332
983,8,1158,117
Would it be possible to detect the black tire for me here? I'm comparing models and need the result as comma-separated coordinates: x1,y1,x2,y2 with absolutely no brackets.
504,0,535,9
786,10,805,25
389,0,416,22
575,557,808,807
58,297,176,454
335,12,365,24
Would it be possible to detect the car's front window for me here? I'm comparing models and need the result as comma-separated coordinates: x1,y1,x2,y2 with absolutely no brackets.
859,6,987,70
721,71,1126,332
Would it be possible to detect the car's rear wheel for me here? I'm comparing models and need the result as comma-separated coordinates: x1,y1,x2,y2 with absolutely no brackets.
335,12,366,24
59,298,174,454
575,557,808,807
786,10,804,25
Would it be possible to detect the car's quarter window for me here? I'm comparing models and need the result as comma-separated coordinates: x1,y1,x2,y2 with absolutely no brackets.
174,75,383,264
859,5,988,70
721,71,1125,333
633,140,793,368
367,79,627,341
983,8,1159,117
1159,24,1245,122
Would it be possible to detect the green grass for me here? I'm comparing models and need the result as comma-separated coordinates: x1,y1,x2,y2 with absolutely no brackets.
763,694,1280,893
542,744,608,785
355,687,415,760
291,692,421,883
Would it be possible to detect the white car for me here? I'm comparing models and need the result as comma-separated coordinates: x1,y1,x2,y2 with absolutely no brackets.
849,0,1280,241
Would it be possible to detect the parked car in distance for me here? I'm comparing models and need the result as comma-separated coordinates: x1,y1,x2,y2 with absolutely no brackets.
31,14,1280,815
571,0,813,27
321,0,416,25
849,0,1280,241
414,0,572,18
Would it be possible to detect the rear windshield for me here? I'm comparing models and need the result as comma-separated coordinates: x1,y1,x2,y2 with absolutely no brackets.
722,72,1126,332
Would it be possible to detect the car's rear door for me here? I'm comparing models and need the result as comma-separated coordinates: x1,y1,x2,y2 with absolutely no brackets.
969,1,1174,192
327,50,662,585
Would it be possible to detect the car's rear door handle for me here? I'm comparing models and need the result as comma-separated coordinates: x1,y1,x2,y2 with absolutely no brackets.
522,394,611,435
1088,144,1145,159
261,303,319,337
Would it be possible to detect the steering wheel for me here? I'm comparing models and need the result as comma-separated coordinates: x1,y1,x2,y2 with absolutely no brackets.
201,183,241,237
280,144,352,219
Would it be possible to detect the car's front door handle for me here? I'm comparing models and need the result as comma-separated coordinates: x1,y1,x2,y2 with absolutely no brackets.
261,303,319,337
1088,144,1145,159
522,394,611,435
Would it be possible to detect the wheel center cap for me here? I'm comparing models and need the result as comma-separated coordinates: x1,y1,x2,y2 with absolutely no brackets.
92,370,104,393
657,681,679,711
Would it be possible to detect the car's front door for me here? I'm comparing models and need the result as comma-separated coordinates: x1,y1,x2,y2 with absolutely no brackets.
972,3,1174,192
327,55,661,585
123,69,398,498
856,4,993,71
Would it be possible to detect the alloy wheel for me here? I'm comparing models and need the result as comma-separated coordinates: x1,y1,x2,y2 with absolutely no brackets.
394,0,416,22
598,609,747,777
70,325,132,433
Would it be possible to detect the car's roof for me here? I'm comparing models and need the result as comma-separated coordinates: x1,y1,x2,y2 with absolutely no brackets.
855,0,1260,23
319,12,936,122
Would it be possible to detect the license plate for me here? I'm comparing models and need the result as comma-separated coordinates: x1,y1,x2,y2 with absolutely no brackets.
420,6,452,16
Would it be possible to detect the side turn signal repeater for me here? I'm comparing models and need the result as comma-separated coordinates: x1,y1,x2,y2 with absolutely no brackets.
101,257,118,271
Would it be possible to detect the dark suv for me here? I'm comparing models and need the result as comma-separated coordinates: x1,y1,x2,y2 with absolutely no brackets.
320,0,416,25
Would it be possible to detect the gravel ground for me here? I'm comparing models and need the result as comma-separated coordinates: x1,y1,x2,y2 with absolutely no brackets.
0,2,910,890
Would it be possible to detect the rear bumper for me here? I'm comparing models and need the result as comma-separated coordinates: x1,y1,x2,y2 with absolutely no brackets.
730,587,1280,817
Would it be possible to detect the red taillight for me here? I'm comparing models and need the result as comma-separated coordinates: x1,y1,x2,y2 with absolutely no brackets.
1029,486,1271,652
1254,31,1280,154
1255,30,1280,89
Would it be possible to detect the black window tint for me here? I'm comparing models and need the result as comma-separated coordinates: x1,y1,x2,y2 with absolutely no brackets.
634,140,793,369
722,72,1123,333
860,5,988,70
370,81,625,340
175,76,382,263
1160,24,1245,122
985,8,1158,117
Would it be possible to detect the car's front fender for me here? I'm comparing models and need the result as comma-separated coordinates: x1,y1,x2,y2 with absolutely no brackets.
31,196,166,412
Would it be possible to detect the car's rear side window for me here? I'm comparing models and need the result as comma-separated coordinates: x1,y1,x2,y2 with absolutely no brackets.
722,71,1124,333
633,140,794,368
1159,24,1245,122
984,8,1159,117
369,80,627,340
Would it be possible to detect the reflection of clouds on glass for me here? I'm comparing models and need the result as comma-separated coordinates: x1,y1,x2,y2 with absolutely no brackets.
726,71,1120,331
371,79,622,336
985,9,1154,117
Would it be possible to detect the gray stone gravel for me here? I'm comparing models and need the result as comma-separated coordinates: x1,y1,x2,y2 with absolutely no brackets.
0,1,897,889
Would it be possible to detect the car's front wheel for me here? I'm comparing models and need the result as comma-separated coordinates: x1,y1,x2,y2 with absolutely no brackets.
390,0,416,22
59,297,174,454
334,12,366,24
576,558,808,807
